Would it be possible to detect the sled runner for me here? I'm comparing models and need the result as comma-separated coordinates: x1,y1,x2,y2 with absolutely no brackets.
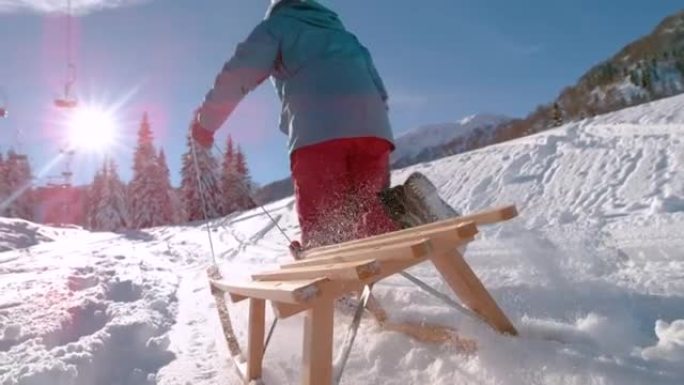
207,173,519,385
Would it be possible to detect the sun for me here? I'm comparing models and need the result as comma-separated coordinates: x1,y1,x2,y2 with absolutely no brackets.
66,105,118,152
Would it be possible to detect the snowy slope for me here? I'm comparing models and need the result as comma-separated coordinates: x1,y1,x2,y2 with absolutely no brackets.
2,95,684,385
391,114,512,164
0,218,87,252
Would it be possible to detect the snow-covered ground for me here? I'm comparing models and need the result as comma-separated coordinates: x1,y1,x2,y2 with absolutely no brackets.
2,94,684,385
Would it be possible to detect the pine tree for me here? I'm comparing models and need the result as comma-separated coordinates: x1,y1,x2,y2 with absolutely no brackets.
551,103,564,127
2,151,34,220
235,146,255,210
154,149,176,225
641,68,653,93
128,113,170,228
86,165,105,228
100,160,129,231
220,136,240,215
180,134,223,221
88,160,128,231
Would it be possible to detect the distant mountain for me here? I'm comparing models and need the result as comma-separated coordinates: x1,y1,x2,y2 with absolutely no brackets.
496,9,684,141
391,114,512,168
253,176,294,206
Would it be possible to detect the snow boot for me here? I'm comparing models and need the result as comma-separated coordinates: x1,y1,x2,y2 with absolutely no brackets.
380,172,460,229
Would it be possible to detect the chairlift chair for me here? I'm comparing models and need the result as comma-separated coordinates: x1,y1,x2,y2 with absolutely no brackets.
54,64,78,109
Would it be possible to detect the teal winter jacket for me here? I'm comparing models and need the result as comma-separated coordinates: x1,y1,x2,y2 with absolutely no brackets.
196,0,394,153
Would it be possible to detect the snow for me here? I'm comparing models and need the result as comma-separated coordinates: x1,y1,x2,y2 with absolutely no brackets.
0,218,86,252
2,94,684,384
391,114,512,163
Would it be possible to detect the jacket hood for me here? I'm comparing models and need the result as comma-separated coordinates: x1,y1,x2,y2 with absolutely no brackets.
266,0,344,31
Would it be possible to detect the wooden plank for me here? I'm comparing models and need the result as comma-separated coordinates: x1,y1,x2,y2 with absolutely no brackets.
252,259,380,282
210,278,326,304
280,239,433,269
302,300,334,385
271,238,474,319
302,205,516,257
429,248,518,335
272,260,416,319
302,221,477,260
246,299,265,381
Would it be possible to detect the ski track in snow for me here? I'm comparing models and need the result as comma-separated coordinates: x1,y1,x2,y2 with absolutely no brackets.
1,95,684,384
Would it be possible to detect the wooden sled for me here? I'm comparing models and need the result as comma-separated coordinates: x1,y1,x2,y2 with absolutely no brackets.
209,205,519,385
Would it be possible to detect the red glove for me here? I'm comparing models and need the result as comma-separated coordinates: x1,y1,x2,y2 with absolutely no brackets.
191,119,214,149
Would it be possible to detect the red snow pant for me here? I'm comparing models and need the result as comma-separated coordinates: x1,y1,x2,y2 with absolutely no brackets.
290,137,399,248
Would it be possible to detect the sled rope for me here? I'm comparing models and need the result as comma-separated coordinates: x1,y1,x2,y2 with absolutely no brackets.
194,140,289,361
210,143,290,357
190,140,218,267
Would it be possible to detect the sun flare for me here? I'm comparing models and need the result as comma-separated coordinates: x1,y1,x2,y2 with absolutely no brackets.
66,105,118,152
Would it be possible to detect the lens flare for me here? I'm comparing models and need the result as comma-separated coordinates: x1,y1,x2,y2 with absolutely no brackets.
66,105,118,152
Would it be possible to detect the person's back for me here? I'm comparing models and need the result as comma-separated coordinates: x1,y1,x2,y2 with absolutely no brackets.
193,0,398,248
268,0,393,151
196,0,393,153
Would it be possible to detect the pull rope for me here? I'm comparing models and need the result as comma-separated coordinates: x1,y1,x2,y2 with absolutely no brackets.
192,139,288,357
190,140,218,267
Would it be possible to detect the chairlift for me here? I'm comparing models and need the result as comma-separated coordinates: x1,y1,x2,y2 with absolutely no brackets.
54,64,78,109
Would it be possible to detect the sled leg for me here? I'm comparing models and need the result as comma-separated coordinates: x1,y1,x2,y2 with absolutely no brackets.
429,249,517,335
302,300,334,385
247,299,266,382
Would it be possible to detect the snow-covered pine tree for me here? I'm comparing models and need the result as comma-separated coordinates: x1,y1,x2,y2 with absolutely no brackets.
90,159,129,231
220,135,240,215
180,133,223,221
128,113,169,229
2,151,34,220
86,165,105,228
155,149,176,225
235,146,256,210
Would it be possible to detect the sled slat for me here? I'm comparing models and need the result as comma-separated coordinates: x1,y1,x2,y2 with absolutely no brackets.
302,221,477,260
302,205,516,258
272,238,474,319
429,248,518,335
271,259,416,319
247,299,265,381
252,259,380,282
452,205,518,225
210,278,326,304
280,239,433,269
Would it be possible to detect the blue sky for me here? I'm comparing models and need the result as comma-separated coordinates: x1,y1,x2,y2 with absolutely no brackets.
0,0,682,187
